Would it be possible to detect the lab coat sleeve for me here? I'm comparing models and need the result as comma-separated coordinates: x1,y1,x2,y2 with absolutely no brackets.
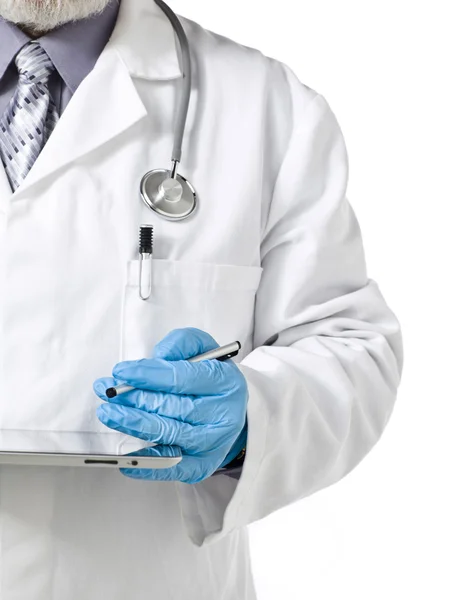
175,62,403,547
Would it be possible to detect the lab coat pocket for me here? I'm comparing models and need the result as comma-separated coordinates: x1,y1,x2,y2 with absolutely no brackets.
121,260,263,361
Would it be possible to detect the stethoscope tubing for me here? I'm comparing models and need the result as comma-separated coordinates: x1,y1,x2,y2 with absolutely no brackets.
139,0,196,221
154,0,192,165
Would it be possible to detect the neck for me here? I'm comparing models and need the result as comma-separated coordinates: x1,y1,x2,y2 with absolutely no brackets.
18,23,51,39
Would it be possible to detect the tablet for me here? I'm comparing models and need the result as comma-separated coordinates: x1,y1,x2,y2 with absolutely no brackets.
0,429,182,469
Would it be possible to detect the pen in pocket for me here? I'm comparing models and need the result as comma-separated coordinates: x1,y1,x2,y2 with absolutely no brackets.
139,224,153,301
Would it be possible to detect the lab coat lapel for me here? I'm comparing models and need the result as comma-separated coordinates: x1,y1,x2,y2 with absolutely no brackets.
11,50,147,198
11,0,183,199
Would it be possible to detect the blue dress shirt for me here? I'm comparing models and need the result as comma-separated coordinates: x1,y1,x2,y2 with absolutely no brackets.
0,1,120,116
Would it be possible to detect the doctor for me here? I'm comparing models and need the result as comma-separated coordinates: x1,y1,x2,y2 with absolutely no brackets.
0,0,403,598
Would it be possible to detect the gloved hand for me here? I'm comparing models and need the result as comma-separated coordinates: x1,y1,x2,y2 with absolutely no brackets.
93,328,248,484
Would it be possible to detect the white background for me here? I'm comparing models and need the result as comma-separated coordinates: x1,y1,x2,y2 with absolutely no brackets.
170,1,448,598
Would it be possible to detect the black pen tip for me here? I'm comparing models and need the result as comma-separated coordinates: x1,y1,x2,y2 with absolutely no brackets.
236,341,241,350
106,388,117,399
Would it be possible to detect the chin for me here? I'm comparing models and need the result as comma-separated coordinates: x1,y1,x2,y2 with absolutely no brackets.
0,0,112,32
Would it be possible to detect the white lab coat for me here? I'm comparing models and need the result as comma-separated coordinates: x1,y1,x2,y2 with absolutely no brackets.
0,0,403,598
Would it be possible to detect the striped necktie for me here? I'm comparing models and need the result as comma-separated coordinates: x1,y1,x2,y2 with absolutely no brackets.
0,41,60,192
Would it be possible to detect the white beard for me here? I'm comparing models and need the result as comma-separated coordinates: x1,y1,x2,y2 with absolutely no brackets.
0,0,113,33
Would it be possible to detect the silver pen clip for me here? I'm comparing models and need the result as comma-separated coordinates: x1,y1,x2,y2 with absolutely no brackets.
139,225,153,301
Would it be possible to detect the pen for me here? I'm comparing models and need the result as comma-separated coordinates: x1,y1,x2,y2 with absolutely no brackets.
105,341,241,399
139,224,153,301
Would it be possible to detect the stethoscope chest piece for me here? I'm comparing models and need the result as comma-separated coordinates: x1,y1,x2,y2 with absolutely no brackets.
140,169,197,221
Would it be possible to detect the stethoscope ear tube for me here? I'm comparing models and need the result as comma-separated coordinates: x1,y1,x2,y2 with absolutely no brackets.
153,0,192,165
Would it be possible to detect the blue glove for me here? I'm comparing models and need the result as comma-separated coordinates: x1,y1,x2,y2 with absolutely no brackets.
93,328,248,484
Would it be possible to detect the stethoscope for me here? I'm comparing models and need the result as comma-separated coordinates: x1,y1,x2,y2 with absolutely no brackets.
140,0,197,222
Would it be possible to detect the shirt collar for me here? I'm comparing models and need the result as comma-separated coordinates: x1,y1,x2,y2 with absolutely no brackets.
0,1,120,93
